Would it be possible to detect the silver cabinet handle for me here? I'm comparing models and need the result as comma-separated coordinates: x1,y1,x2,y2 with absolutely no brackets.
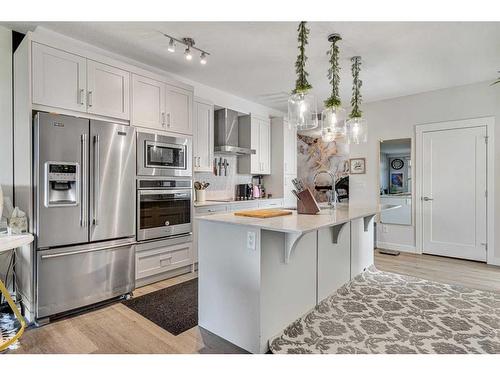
161,112,166,127
41,242,133,259
80,134,87,227
93,134,100,225
422,196,433,201
79,89,85,105
88,91,93,107
167,113,171,127
198,157,201,167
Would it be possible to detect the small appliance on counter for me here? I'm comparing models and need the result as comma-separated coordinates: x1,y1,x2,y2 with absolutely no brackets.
236,183,254,201
251,175,265,199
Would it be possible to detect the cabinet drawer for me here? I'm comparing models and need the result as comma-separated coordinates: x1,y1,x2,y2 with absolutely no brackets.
258,199,283,208
195,205,227,215
136,241,192,280
228,202,259,212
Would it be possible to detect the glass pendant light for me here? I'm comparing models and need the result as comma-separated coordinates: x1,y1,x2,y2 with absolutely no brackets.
287,22,318,130
346,56,368,144
321,34,345,142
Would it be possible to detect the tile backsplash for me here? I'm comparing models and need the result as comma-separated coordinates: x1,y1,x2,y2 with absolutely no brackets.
194,155,252,200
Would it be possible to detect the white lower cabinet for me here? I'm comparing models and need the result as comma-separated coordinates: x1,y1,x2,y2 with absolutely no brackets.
135,238,193,287
317,223,351,302
351,216,375,276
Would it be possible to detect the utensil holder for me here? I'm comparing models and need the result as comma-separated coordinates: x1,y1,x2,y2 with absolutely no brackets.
296,188,321,215
196,189,206,203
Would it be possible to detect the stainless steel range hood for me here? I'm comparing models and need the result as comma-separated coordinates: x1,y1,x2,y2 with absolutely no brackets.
214,108,255,155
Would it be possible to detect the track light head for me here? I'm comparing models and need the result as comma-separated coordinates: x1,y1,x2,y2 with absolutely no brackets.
184,47,193,61
167,38,175,53
200,52,207,65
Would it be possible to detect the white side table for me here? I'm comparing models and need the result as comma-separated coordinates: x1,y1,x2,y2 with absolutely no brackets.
0,233,33,351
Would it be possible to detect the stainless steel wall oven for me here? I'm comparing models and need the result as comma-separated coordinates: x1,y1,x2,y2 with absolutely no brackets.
137,179,193,241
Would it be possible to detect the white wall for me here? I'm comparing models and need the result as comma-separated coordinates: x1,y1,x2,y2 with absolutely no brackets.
350,81,500,262
0,26,12,198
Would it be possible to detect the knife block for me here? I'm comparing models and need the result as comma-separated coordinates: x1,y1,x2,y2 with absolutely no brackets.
296,188,321,215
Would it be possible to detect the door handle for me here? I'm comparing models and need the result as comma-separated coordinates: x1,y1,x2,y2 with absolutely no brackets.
80,134,87,227
161,112,166,127
167,113,171,127
40,241,133,259
79,89,85,105
88,91,93,107
422,196,433,201
93,134,100,225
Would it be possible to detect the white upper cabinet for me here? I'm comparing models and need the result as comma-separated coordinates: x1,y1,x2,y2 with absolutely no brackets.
87,60,130,120
32,43,130,120
283,121,297,174
131,74,166,130
193,99,214,172
32,43,87,112
238,115,272,175
259,119,271,174
165,85,193,135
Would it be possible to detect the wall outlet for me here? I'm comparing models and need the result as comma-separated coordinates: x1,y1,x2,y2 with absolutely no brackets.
382,224,389,233
247,231,256,250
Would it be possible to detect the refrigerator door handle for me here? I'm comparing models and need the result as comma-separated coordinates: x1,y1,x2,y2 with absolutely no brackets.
93,134,100,226
40,241,133,259
80,134,87,227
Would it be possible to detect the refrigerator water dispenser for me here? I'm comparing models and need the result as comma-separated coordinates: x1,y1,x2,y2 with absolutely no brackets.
44,162,79,207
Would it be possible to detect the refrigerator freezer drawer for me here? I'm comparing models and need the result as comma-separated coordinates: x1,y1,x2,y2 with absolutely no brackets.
36,240,135,318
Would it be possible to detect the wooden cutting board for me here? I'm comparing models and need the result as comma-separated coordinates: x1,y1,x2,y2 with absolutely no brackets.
234,209,293,218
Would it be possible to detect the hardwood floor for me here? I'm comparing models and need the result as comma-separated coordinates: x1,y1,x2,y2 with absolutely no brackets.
7,251,500,354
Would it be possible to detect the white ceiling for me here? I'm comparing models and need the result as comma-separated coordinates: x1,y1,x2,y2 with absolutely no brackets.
6,22,500,111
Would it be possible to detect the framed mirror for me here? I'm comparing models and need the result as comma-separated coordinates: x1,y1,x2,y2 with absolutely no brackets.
379,138,412,226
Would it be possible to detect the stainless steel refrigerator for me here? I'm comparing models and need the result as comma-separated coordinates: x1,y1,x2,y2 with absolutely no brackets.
33,112,136,318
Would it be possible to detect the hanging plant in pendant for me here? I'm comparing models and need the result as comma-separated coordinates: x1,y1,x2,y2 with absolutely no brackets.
288,21,318,131
346,56,368,144
321,34,346,142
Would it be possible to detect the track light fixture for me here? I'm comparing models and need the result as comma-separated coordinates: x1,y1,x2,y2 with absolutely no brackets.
161,33,210,65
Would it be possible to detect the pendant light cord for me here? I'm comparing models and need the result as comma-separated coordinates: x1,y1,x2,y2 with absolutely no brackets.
350,56,363,119
324,34,342,108
293,21,312,94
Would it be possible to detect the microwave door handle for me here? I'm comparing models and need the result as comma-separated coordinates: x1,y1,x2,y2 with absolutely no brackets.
93,134,100,226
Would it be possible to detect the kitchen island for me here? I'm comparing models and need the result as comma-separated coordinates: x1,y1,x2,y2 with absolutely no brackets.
197,204,399,353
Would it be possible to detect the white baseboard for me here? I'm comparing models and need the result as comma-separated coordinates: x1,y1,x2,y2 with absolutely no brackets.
487,256,500,267
376,241,418,254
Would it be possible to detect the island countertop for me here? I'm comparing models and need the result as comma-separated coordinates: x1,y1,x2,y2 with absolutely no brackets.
197,203,399,235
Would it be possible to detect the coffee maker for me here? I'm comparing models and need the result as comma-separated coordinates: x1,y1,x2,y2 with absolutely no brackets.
236,183,254,200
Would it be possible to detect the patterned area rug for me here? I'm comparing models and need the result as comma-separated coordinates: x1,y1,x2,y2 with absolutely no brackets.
270,266,500,354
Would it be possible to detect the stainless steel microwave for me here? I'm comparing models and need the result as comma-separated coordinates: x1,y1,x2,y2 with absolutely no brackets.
137,131,192,177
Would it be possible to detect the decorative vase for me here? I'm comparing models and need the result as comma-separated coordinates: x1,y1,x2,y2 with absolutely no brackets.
196,189,206,203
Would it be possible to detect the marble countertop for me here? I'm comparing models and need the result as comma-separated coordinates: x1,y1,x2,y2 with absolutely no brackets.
198,204,400,235
0,233,34,253
194,198,282,208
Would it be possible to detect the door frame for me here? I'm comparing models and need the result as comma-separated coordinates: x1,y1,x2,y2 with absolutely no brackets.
415,117,496,265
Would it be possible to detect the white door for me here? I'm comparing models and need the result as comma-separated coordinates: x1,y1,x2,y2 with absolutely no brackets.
422,126,487,261
166,85,193,135
32,43,87,112
87,60,130,120
259,119,271,174
131,74,166,130
193,100,214,172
